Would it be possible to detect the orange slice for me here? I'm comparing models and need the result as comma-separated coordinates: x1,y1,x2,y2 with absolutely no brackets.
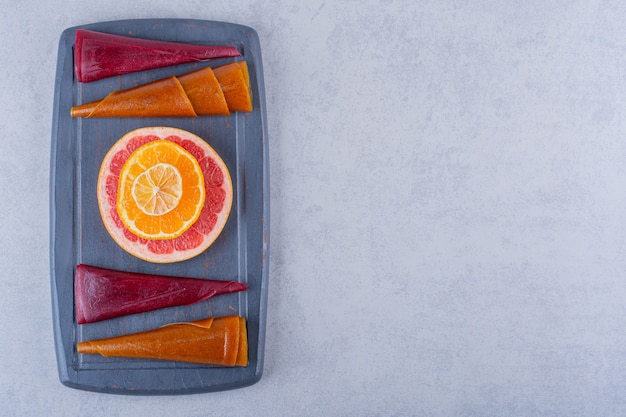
116,140,205,240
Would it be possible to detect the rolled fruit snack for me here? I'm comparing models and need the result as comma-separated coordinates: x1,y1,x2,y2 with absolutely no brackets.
75,264,247,324
74,29,241,83
77,316,248,366
70,62,252,117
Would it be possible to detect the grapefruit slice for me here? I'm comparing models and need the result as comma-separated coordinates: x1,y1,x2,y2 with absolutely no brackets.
97,127,233,263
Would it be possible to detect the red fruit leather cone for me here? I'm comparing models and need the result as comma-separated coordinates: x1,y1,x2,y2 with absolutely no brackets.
75,264,247,324
74,29,241,83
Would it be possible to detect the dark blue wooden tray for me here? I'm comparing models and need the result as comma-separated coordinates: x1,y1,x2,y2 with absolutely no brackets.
49,19,269,395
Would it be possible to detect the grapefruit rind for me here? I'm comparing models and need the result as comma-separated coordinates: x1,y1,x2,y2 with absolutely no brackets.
97,127,233,264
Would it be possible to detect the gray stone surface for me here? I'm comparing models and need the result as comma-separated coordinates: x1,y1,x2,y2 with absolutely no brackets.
1,1,624,415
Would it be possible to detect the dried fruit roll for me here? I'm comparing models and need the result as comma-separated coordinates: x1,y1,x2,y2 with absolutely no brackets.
75,264,247,324
213,62,253,112
70,62,252,118
75,29,241,83
77,316,248,367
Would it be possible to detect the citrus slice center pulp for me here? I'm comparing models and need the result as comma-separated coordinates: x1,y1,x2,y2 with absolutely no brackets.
132,163,183,216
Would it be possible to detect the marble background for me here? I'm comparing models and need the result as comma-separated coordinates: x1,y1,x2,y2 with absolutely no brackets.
1,0,624,415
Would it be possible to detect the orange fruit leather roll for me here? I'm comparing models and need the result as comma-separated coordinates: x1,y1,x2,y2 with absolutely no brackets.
77,316,248,367
70,62,252,118
177,67,230,116
70,77,197,118
214,62,253,112
235,316,248,366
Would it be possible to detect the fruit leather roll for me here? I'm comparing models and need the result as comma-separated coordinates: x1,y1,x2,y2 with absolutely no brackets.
70,62,252,118
77,316,248,366
75,264,247,324
74,29,241,83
